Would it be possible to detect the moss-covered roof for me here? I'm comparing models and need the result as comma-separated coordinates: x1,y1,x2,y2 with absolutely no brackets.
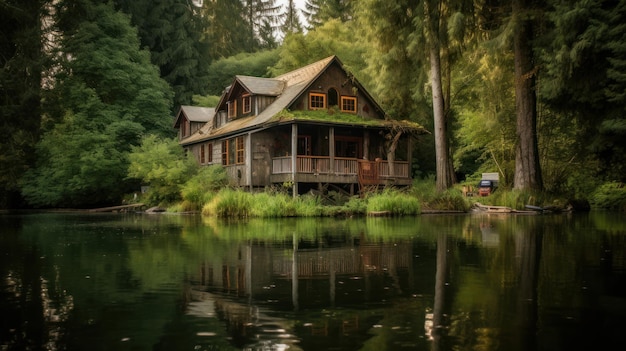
271,109,428,134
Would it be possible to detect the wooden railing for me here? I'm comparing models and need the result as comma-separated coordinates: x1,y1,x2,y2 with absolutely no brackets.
272,156,409,179
378,161,409,179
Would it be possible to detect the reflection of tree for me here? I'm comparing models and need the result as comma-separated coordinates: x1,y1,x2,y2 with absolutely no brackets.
429,233,453,350
513,220,542,351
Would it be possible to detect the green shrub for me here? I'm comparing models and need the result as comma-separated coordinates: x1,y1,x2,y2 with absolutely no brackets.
590,182,626,211
181,165,228,207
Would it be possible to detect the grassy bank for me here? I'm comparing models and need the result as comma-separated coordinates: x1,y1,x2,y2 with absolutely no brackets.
154,177,624,218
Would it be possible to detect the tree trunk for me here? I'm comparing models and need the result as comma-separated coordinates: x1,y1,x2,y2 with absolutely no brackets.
425,0,454,192
513,0,543,191
386,131,403,178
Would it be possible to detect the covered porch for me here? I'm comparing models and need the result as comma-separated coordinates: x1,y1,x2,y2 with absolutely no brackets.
267,123,413,194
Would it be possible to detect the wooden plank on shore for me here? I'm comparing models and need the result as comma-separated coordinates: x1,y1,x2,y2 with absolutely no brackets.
88,203,145,212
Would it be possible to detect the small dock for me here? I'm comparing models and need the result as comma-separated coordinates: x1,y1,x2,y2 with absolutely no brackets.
473,202,537,214
88,203,145,213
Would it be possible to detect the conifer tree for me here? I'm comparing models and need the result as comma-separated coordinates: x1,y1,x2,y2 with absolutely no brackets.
114,0,211,109
21,2,173,207
303,0,352,30
241,0,281,51
0,0,51,207
279,0,304,37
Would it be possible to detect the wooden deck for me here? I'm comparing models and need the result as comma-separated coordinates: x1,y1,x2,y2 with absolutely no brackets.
271,156,410,186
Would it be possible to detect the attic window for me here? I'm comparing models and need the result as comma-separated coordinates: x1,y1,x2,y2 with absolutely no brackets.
341,96,357,113
243,94,251,114
309,93,326,110
228,100,237,119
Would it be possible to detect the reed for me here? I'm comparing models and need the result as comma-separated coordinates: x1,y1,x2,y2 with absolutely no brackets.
365,189,421,215
202,188,252,217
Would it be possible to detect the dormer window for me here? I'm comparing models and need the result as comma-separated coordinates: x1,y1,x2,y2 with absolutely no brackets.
309,93,326,110
243,94,251,114
341,96,357,113
228,100,237,119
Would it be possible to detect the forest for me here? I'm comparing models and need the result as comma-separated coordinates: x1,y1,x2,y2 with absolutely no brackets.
1,0,625,210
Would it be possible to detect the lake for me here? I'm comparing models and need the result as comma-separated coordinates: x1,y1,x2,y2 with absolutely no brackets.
1,211,625,350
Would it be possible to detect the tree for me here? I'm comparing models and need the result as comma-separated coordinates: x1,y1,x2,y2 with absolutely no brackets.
203,0,249,58
539,0,626,183
128,135,198,205
241,0,281,51
358,0,471,190
512,0,543,191
0,0,51,207
269,19,367,77
206,50,280,96
21,2,173,207
114,0,211,109
278,0,304,37
424,0,456,191
303,0,353,30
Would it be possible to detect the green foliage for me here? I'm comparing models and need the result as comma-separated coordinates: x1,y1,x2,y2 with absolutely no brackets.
269,20,368,79
180,165,229,208
205,50,280,95
203,188,252,217
590,182,626,211
365,189,421,215
452,48,516,186
21,2,174,208
128,135,198,206
192,95,221,107
115,0,211,108
250,192,297,217
0,0,48,207
303,0,353,30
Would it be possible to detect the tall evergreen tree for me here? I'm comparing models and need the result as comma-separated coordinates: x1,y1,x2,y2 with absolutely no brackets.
0,0,51,207
114,0,211,109
303,0,352,29
21,2,173,207
241,0,281,51
359,0,480,190
203,0,249,58
279,0,304,37
512,0,543,191
540,0,626,182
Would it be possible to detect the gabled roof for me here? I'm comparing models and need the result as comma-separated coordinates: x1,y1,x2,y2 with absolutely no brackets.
173,106,215,128
236,76,285,96
181,56,421,146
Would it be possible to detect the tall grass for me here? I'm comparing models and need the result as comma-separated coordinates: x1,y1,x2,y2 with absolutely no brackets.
202,188,252,217
365,189,421,215
411,176,470,211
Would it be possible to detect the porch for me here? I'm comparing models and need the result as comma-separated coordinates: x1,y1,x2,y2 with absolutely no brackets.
270,155,411,187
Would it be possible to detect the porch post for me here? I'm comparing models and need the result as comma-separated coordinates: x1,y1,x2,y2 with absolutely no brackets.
407,136,413,179
363,130,370,160
246,132,252,191
291,123,298,197
329,127,335,173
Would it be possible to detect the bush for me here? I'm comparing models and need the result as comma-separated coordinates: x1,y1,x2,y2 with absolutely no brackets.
590,182,626,211
181,165,228,207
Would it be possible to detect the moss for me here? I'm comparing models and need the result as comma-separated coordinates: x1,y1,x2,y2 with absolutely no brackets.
272,109,425,131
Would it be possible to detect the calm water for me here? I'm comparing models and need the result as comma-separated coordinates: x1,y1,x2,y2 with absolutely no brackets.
1,211,625,351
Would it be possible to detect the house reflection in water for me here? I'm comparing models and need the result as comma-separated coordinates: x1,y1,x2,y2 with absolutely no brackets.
185,235,415,348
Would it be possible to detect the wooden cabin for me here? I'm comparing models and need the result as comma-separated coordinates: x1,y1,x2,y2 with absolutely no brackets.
174,56,427,195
